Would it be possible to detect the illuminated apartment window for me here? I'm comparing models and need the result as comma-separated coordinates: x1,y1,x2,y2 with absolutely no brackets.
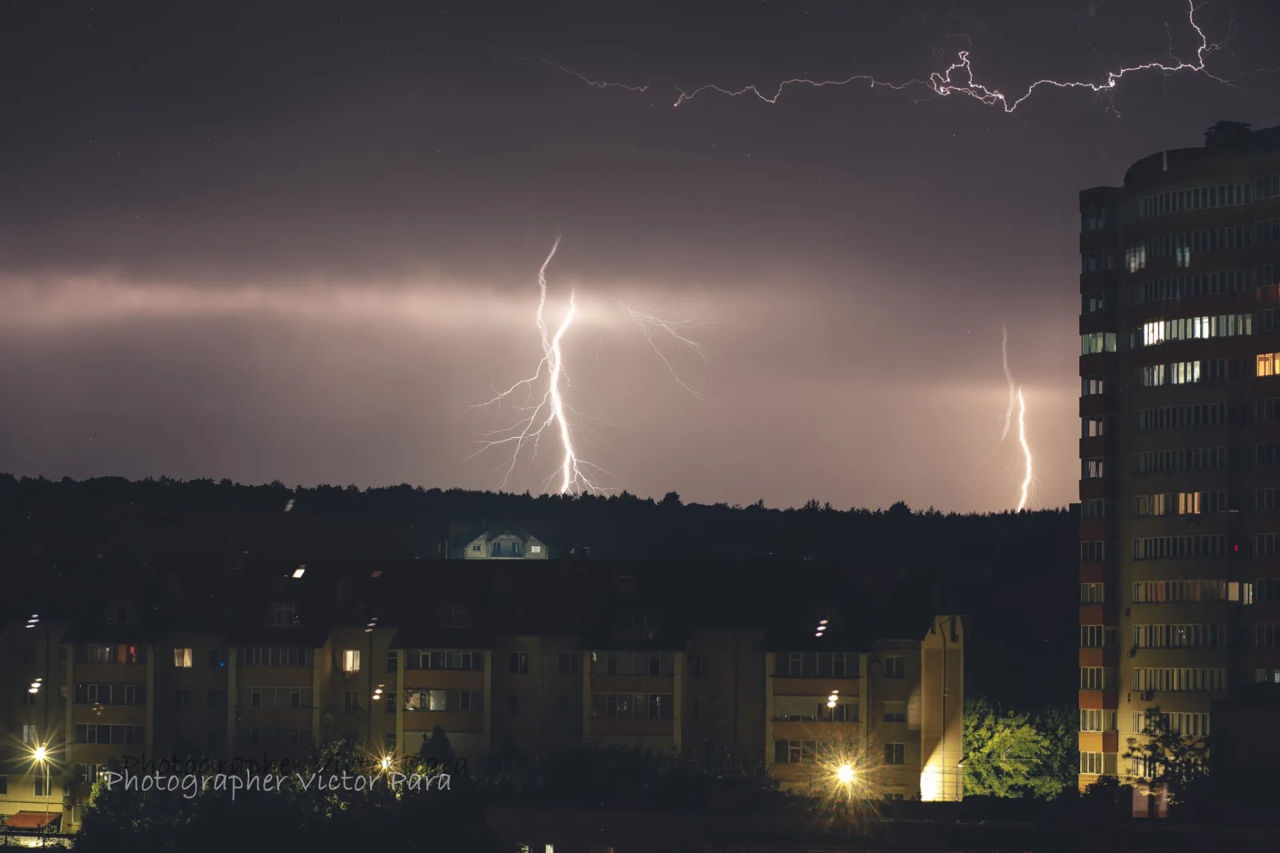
1177,492,1201,515
173,647,193,669
342,649,361,674
1082,375,1106,396
1083,417,1106,438
1258,353,1280,377
1083,458,1106,479
1126,245,1147,273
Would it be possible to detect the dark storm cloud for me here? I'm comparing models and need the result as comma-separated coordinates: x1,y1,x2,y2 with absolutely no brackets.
0,0,1277,510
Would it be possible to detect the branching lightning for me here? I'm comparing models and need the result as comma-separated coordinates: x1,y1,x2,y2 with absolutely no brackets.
472,238,606,495
549,1,1238,115
622,304,712,400
472,240,707,495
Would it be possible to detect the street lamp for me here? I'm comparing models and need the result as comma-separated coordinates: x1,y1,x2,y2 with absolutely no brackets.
31,743,51,829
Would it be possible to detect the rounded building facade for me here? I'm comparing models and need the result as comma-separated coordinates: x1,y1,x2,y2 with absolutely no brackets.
1077,121,1280,788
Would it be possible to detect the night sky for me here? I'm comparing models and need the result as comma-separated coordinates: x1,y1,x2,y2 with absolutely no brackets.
2,0,1278,511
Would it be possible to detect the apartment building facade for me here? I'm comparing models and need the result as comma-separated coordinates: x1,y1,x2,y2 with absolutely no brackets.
0,558,963,833
1077,120,1280,787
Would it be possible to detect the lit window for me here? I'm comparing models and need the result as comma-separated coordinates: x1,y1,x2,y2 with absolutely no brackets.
342,649,361,674
1259,353,1280,377
173,647,193,669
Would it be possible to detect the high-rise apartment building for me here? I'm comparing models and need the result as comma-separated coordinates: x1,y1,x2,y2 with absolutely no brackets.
1077,120,1280,787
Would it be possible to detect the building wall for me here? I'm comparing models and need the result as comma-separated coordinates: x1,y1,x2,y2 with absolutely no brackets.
1077,127,1280,788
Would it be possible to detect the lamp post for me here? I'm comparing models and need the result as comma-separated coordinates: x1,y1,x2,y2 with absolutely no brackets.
32,744,50,829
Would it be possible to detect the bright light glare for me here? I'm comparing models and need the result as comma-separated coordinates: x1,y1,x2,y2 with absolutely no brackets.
835,763,855,785
32,745,48,763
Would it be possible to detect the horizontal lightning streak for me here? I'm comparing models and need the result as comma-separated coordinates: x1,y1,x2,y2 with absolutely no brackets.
548,1,1237,115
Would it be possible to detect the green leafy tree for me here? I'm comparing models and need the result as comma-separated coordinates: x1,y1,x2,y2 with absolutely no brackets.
1123,707,1209,809
962,697,1068,799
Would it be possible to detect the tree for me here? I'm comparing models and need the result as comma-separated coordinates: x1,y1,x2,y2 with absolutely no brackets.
962,698,1068,799
1123,707,1209,809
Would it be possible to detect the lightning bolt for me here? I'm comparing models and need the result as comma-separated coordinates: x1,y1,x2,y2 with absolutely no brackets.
471,240,709,495
1015,386,1032,513
622,304,712,401
549,1,1237,115
991,323,1033,511
471,238,605,495
539,59,650,93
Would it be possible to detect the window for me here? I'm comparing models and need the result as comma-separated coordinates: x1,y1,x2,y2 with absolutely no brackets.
1083,458,1106,479
774,740,816,765
1080,626,1117,648
530,544,542,554
173,647,193,668
384,733,396,752
403,689,483,712
34,776,48,797
1082,375,1106,396
1080,752,1105,775
341,649,360,674
883,700,907,722
208,649,225,670
592,692,674,720
1133,623,1226,648
777,651,858,678
1081,332,1117,355
0,776,6,795
509,694,520,716
1080,583,1114,604
386,651,397,673
207,689,226,708
1080,499,1108,519
1133,667,1226,692
557,652,580,674
1126,244,1147,273
1080,709,1115,732
269,601,299,627
882,655,905,679
1080,667,1116,690
510,652,529,674
1080,541,1105,562
174,688,191,709
344,691,359,712
22,724,37,744
691,697,703,720
884,743,906,765
1083,417,1107,438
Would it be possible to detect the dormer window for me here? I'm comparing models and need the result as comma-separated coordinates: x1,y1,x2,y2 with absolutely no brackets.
106,600,134,625
270,601,300,627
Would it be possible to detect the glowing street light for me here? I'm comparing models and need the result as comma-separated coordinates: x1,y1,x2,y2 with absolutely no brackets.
30,742,52,826
835,763,855,786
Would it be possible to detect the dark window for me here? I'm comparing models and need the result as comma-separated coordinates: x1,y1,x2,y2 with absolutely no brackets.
884,743,906,764
510,652,529,674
